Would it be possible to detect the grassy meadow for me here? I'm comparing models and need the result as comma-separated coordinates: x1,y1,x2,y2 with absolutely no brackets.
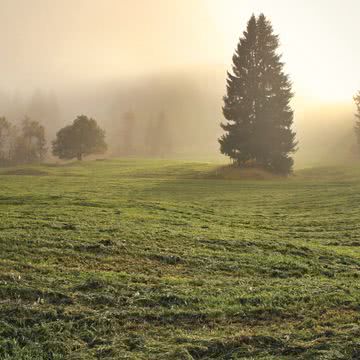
0,159,359,359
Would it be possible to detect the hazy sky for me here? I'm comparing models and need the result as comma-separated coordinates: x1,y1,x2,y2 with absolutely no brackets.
0,0,359,102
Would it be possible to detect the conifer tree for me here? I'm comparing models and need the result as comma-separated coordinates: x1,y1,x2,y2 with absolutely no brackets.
353,92,360,150
219,14,297,174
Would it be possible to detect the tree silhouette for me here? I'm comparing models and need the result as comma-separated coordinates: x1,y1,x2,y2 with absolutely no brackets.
13,117,47,164
219,14,297,174
52,115,107,161
120,111,136,155
354,92,360,151
0,117,14,164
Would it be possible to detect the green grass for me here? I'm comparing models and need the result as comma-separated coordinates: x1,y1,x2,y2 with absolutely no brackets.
0,159,359,359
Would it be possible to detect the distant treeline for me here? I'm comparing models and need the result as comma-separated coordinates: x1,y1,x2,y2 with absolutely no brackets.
0,72,222,161
117,111,172,157
0,109,174,165
0,117,46,165
0,114,107,164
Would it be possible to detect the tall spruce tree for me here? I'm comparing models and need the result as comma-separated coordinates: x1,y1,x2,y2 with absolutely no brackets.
219,14,297,174
353,92,360,150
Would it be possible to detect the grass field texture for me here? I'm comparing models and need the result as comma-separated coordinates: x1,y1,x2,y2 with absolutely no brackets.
0,159,359,359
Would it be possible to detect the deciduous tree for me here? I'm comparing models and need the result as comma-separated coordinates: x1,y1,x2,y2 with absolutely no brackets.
52,115,107,160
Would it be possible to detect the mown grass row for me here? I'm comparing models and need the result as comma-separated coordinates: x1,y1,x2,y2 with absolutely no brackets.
0,159,359,359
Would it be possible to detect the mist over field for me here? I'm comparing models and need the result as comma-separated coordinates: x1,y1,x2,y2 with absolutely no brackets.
0,77,355,166
0,0,358,166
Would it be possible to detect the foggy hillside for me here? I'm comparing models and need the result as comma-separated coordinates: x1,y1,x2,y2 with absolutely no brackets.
1,0,359,166
0,66,225,158
0,66,356,166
